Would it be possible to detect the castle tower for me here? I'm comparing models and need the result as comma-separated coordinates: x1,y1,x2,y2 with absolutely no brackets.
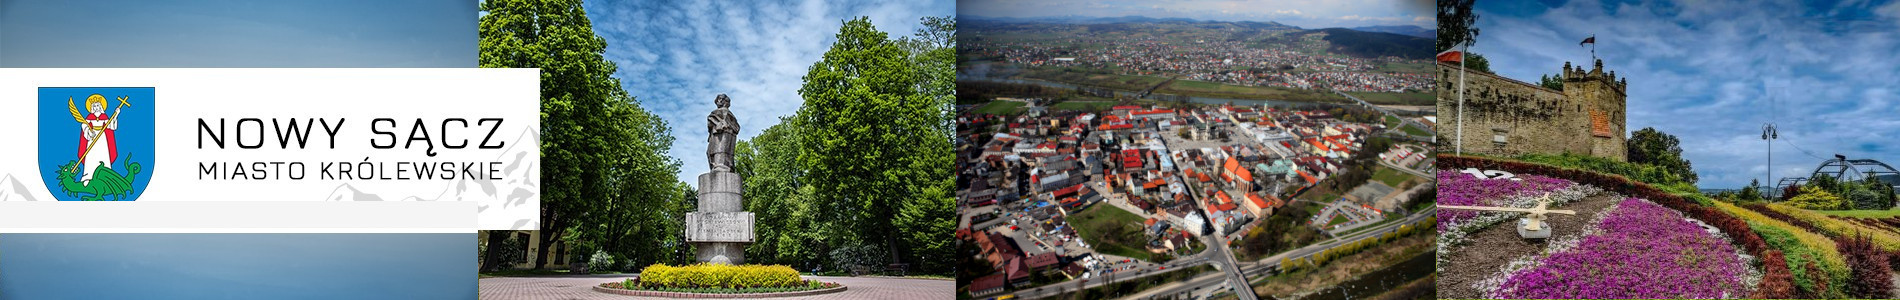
1561,59,1628,162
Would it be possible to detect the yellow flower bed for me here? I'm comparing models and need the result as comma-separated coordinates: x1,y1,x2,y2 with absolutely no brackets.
1764,204,1900,251
638,263,803,289
1715,201,1847,269
1716,201,1850,295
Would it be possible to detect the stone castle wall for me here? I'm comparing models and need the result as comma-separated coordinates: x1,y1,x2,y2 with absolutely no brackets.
1435,59,1627,161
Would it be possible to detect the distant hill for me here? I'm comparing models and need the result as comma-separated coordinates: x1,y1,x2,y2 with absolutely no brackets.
1350,25,1433,38
1305,28,1433,60
963,15,1286,27
961,16,1432,60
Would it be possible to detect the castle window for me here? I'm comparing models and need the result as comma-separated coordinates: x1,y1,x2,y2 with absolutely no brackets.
1492,128,1509,146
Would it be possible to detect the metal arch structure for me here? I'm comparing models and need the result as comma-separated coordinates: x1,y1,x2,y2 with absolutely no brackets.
1769,177,1807,200
1809,157,1900,184
1771,156,1900,200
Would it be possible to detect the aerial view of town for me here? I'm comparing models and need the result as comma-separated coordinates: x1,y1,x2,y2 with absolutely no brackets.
954,2,1437,299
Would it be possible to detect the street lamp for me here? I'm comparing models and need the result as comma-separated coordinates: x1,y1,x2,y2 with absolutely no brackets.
1763,123,1777,199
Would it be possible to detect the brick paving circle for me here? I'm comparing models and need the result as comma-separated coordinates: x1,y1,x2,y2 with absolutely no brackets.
479,274,953,299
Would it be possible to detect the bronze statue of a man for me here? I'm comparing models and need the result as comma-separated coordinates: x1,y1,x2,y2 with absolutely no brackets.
707,94,739,172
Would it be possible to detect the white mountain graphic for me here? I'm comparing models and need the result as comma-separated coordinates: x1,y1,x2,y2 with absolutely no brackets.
321,127,539,230
0,174,41,201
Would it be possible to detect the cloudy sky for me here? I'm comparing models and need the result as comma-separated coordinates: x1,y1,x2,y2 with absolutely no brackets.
959,0,1434,28
1469,0,1900,188
584,0,954,184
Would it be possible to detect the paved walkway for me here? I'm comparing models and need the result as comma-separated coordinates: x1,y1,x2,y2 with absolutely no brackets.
479,274,953,299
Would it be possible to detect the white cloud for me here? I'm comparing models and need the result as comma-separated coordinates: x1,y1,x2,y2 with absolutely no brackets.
584,0,953,184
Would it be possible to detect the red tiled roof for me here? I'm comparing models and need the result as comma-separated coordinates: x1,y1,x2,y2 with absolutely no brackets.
1026,252,1059,269
969,274,1007,294
1223,157,1253,183
1246,193,1268,208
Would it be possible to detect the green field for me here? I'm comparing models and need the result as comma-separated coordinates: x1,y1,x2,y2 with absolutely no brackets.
1399,124,1430,136
1371,166,1414,188
1346,92,1434,105
1069,205,1154,262
1160,79,1344,102
1383,115,1400,128
1301,199,1328,215
1013,65,1345,103
1373,61,1434,73
972,101,1026,115
1325,215,1350,227
1814,208,1900,218
1019,66,1170,91
1050,100,1120,112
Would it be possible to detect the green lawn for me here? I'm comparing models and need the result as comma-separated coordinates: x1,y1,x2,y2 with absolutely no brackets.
1371,166,1414,188
1373,61,1434,73
1399,124,1430,136
1297,189,1341,204
1161,79,1343,102
1383,115,1400,128
972,101,1026,115
1345,92,1433,105
1302,201,1326,215
1814,208,1900,219
1050,101,1119,112
1325,215,1350,227
1068,205,1154,262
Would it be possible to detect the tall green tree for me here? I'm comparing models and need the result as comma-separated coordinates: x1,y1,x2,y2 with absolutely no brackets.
1538,73,1564,91
479,0,680,270
795,16,956,271
1627,127,1698,184
1740,178,1764,202
736,118,820,267
892,15,959,275
1437,0,1480,52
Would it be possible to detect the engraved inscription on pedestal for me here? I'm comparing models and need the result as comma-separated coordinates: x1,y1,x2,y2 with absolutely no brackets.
685,212,754,243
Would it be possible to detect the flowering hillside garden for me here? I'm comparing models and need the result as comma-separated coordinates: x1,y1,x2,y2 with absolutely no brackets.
1436,171,1575,232
1435,155,1776,299
1491,198,1754,298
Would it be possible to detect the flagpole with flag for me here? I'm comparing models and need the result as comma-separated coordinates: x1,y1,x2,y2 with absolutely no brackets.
1436,46,1466,155
1581,34,1596,61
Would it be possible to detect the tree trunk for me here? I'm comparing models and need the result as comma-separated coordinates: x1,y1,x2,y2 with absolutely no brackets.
479,230,512,272
887,234,900,269
532,216,565,270
534,229,562,270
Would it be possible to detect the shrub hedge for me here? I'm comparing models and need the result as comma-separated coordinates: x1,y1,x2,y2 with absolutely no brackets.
636,264,803,289
1751,224,1847,298
1838,233,1895,298
1751,250,1796,299
1763,204,1900,251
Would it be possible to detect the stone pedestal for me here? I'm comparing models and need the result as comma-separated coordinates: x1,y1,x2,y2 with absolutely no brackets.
698,172,744,212
1517,218,1553,239
686,171,753,265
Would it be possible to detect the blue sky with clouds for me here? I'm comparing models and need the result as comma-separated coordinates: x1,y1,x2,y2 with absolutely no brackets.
958,0,1434,28
583,0,954,184
1469,0,1900,188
